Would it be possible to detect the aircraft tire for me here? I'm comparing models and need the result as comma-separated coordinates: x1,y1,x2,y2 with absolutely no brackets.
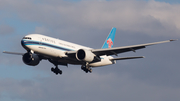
59,70,62,75
51,67,55,72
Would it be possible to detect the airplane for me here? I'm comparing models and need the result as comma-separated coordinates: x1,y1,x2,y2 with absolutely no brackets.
3,27,177,75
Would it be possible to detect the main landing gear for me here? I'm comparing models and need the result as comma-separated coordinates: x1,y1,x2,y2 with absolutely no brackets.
81,65,92,73
48,59,63,75
51,66,62,75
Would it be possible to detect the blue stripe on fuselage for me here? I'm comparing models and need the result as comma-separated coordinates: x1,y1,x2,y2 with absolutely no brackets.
22,39,73,51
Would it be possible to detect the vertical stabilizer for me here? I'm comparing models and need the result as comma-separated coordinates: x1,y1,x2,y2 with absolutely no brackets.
101,27,116,49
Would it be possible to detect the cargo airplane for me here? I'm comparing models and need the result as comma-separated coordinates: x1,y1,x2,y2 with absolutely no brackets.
3,28,177,75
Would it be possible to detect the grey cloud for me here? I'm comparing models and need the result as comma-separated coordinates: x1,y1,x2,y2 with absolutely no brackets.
0,72,180,101
0,25,14,35
0,34,26,64
1,0,180,37
0,0,180,101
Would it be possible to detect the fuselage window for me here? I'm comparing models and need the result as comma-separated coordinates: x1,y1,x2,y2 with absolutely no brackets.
23,37,32,40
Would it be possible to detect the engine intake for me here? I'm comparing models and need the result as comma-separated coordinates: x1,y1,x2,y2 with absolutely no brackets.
76,49,95,62
22,53,40,66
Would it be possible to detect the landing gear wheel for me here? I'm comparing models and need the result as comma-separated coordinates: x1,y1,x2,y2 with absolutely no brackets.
59,70,62,74
55,72,58,75
85,69,88,73
89,68,92,73
51,67,62,75
51,67,55,72
81,65,92,73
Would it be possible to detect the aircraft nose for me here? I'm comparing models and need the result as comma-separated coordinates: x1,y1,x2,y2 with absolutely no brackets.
21,39,25,47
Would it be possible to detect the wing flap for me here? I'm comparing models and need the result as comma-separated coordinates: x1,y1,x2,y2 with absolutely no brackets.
93,46,145,56
92,39,176,56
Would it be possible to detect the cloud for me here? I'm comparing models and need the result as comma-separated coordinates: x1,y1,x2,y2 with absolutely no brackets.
0,25,14,35
0,0,180,101
1,0,180,37
0,72,180,101
34,26,50,34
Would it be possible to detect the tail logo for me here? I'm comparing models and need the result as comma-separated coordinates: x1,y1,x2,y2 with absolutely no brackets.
107,38,113,48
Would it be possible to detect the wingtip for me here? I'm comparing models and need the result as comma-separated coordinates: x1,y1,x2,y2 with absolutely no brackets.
170,39,178,41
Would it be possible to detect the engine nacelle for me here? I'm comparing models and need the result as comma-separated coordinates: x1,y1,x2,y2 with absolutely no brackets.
76,49,95,62
22,53,40,66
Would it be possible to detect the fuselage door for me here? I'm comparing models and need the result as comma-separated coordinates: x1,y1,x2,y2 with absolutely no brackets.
39,37,42,46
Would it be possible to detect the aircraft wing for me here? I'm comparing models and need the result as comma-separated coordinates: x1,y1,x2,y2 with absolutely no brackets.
91,39,177,56
3,51,24,55
3,51,48,60
66,39,177,57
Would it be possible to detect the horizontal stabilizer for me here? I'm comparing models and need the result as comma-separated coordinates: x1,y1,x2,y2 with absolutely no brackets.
110,56,145,61
3,51,24,55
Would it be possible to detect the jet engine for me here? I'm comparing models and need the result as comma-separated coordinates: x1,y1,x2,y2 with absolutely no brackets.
22,53,40,66
76,49,95,62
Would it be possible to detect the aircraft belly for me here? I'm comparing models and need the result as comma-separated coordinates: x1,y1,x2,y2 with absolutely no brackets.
89,56,115,67
56,57,82,65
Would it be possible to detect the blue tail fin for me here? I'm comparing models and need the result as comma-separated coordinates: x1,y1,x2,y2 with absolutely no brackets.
101,27,116,49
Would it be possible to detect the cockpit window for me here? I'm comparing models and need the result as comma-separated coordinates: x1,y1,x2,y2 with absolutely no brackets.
23,37,32,40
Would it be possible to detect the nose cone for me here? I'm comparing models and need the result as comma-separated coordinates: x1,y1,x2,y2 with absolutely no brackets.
21,39,29,50
21,35,33,50
21,39,26,48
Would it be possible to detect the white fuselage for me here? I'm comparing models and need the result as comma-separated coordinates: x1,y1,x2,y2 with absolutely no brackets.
21,34,115,67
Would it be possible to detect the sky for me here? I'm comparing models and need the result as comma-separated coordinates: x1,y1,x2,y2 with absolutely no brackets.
0,0,180,101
